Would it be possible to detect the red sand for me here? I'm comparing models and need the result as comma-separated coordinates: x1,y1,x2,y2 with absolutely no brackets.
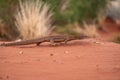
0,20,120,80
0,39,120,80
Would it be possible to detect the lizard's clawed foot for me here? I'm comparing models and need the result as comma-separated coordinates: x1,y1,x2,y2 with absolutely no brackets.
50,43,58,46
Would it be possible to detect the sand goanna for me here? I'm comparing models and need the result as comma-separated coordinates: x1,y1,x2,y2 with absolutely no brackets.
0,35,89,46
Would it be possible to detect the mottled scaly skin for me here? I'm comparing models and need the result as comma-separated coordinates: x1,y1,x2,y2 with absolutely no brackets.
0,35,89,46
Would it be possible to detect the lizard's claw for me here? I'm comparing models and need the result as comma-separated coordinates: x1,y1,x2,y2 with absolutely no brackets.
50,43,58,46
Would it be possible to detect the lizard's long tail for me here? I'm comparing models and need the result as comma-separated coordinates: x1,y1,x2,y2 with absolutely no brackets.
0,38,44,46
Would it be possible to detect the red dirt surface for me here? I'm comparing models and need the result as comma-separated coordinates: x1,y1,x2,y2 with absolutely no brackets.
0,39,120,80
0,20,120,80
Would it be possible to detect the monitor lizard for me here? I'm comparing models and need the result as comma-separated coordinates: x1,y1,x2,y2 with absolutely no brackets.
0,35,89,46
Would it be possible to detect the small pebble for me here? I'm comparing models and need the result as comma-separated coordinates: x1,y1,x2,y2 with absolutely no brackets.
96,64,100,69
0,77,3,79
64,51,69,54
6,75,9,79
53,60,57,62
93,41,105,45
4,61,10,63
76,56,81,59
36,59,41,61
50,53,54,56
94,41,100,44
19,51,23,55
96,64,99,67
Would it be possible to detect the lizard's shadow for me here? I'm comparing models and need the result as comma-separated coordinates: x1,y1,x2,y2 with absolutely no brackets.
19,40,91,48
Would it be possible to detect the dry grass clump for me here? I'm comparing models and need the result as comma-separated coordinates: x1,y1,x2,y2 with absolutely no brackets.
15,0,55,40
82,22,99,38
74,22,99,38
111,35,120,44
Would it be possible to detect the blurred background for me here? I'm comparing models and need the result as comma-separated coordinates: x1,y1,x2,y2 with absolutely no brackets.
0,0,120,43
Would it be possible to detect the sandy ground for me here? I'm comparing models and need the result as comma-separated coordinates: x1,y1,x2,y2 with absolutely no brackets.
0,20,120,80
0,39,120,80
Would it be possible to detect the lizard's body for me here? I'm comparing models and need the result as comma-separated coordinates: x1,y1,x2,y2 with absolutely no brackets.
0,35,89,46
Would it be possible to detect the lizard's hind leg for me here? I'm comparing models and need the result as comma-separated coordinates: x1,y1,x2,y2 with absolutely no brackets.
64,39,68,44
64,36,69,44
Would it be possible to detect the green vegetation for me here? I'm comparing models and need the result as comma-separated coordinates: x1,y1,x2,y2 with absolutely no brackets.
0,0,19,40
42,0,108,24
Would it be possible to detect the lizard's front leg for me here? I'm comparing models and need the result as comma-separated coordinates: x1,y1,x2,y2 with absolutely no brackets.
50,38,58,46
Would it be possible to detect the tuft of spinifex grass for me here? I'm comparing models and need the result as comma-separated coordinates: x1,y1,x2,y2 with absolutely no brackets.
112,35,120,44
15,0,55,40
